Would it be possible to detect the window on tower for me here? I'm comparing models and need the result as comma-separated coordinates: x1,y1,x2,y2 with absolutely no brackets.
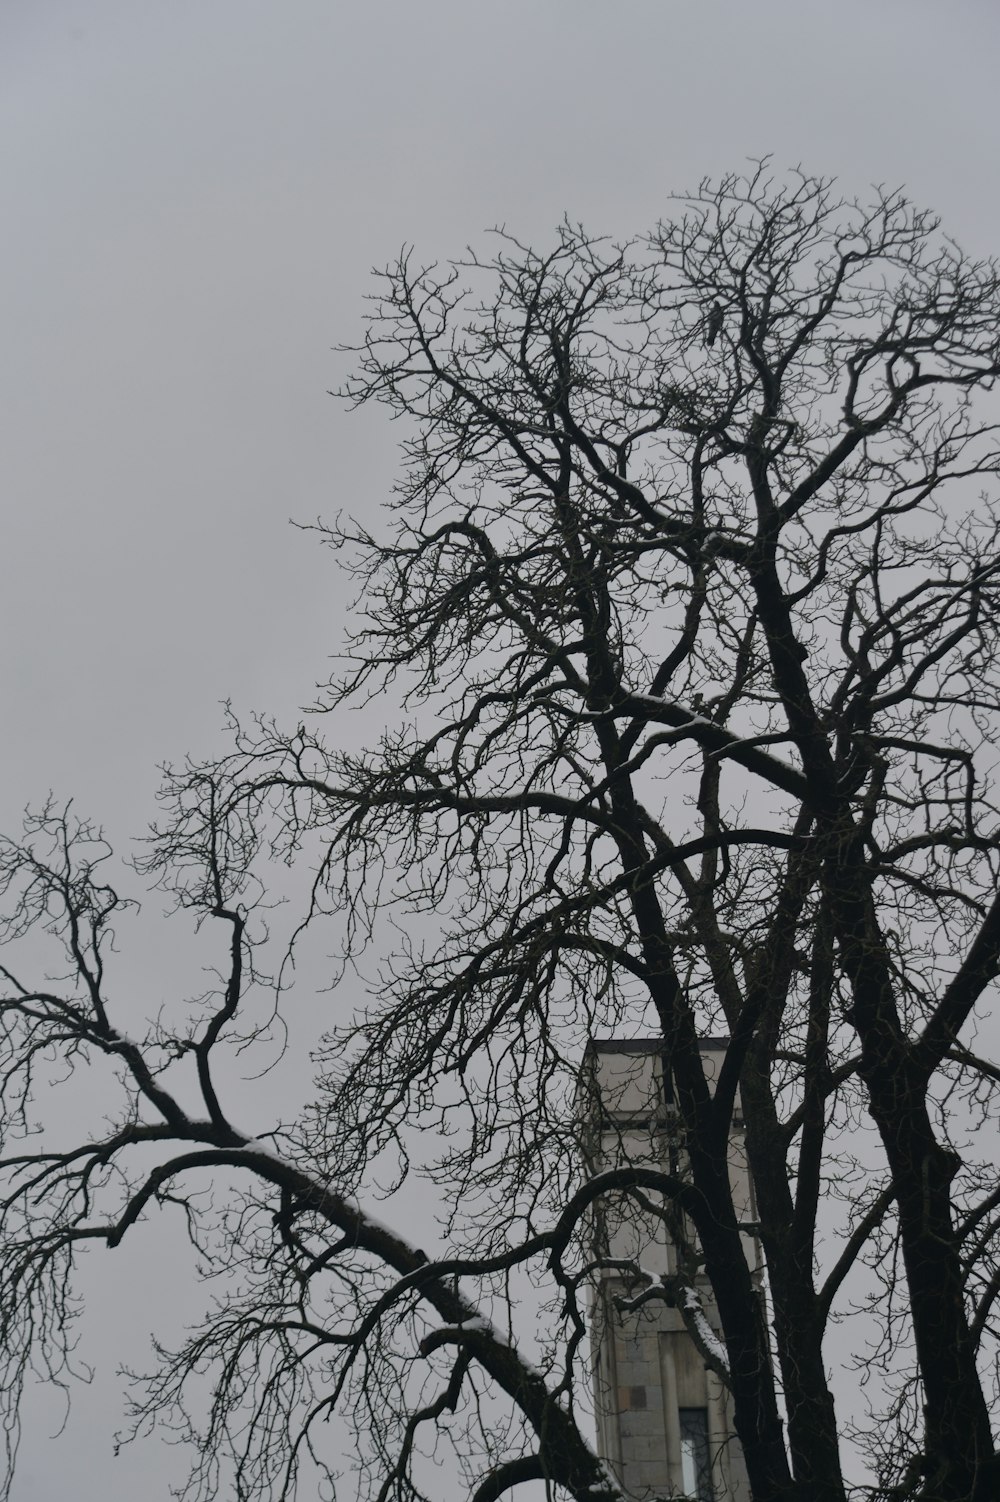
678,1407,714,1501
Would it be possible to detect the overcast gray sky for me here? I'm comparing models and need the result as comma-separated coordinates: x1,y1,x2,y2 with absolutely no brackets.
3,2,999,1497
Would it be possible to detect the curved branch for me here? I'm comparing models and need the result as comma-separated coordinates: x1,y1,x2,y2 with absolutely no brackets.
470,1454,549,1502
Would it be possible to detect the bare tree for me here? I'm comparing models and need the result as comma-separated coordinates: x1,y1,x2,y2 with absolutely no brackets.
3,165,1000,1502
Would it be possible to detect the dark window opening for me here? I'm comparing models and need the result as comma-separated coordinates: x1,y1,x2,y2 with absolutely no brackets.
659,1052,675,1107
678,1407,714,1501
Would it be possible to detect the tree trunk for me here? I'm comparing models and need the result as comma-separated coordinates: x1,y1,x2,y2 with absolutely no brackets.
741,1073,847,1502
830,847,995,1500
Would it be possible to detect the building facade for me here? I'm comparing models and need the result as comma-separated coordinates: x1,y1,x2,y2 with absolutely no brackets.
582,1039,759,1502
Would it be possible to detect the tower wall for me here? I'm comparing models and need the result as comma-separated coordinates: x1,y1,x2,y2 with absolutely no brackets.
583,1039,758,1502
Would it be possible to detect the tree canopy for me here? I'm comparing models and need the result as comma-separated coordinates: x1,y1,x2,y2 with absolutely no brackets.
3,164,1000,1502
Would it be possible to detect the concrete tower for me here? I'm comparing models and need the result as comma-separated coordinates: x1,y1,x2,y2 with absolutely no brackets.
582,1038,759,1502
